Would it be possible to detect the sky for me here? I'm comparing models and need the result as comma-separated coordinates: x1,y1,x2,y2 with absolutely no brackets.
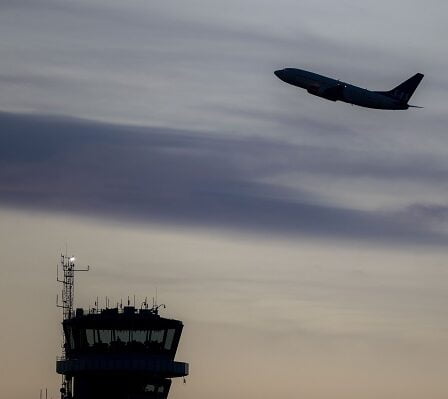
1,0,448,398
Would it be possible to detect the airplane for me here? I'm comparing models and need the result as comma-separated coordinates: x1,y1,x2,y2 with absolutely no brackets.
274,68,424,110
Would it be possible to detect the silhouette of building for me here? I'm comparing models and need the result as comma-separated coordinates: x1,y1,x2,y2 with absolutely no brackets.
56,255,189,399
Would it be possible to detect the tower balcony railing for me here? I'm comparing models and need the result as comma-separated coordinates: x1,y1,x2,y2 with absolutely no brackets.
56,357,189,378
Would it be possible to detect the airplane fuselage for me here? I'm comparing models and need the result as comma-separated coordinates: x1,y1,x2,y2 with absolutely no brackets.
274,68,410,110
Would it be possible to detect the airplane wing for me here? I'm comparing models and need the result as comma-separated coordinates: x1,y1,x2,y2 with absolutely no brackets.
307,83,345,101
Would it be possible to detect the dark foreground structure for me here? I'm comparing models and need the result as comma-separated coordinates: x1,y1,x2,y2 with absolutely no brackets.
56,255,188,399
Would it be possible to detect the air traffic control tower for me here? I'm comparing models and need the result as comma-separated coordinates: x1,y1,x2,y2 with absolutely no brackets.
56,255,189,399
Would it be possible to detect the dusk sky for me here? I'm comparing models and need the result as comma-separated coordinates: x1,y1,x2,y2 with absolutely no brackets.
1,1,448,398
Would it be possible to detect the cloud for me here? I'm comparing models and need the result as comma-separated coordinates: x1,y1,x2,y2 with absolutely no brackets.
1,111,448,245
0,0,444,134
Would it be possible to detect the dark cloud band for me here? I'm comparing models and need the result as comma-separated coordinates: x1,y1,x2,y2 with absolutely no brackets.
0,111,447,245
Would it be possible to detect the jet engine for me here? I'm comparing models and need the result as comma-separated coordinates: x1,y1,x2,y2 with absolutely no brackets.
307,84,344,101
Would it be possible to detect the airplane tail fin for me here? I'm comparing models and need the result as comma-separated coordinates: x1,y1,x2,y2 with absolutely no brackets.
388,73,424,104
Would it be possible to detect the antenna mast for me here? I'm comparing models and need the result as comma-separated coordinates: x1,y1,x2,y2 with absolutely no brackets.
57,254,89,321
56,254,89,399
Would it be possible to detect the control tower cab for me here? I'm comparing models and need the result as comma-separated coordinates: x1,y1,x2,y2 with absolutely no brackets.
57,306,188,399
56,255,188,399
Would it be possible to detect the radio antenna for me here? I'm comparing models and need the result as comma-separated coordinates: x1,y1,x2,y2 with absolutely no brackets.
57,254,90,321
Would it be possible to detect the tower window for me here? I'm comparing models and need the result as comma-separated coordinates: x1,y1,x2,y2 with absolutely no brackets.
115,330,130,343
85,329,95,346
164,329,175,350
98,329,112,344
132,330,147,343
150,330,164,344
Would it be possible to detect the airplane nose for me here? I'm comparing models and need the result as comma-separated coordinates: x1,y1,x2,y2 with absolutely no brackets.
274,69,288,82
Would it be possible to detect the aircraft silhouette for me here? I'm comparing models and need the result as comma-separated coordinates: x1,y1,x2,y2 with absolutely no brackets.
275,68,424,110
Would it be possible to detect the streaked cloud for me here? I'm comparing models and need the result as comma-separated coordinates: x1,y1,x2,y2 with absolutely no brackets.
1,111,448,245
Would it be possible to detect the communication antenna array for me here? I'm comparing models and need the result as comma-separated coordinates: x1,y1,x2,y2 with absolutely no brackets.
57,254,89,321
56,253,89,399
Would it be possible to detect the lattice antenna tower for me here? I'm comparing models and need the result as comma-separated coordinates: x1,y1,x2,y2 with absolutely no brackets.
57,254,90,321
